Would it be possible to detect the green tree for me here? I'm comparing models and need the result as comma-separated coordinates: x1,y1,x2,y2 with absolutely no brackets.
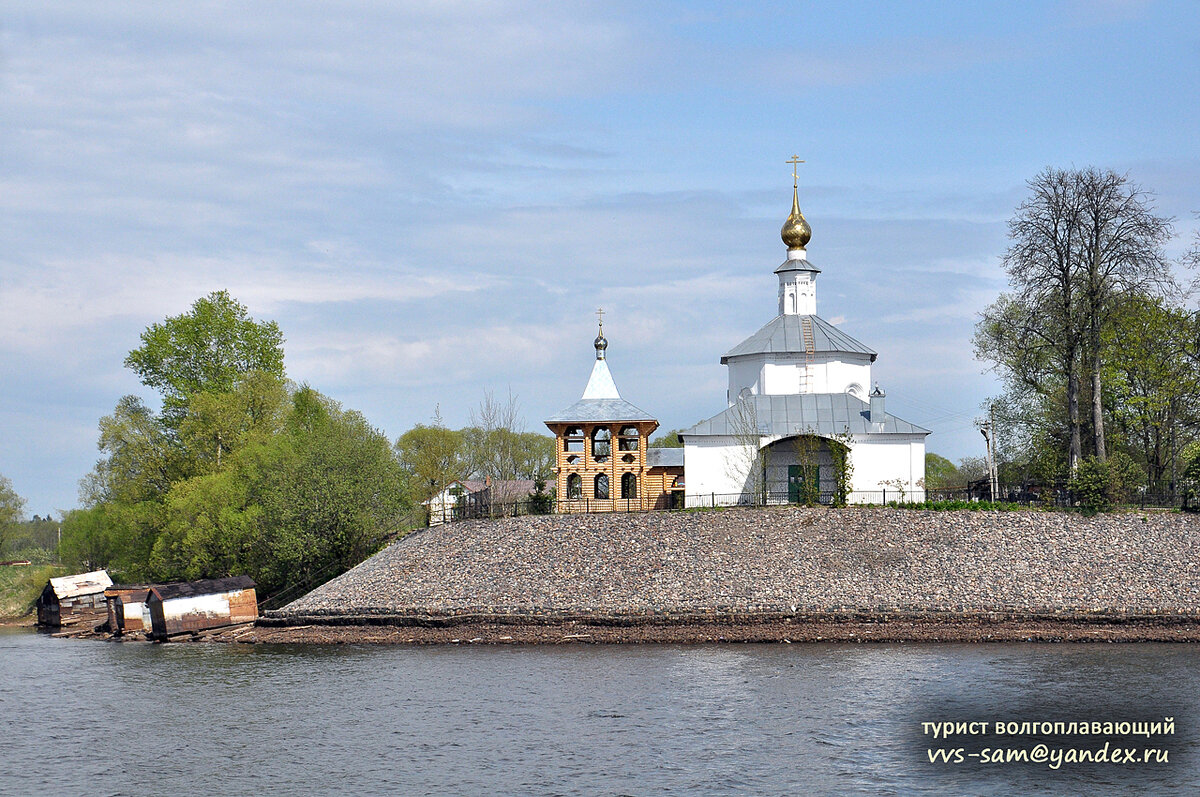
58,505,115,572
89,395,176,505
74,296,412,594
248,388,409,594
977,168,1174,475
395,416,466,504
1103,296,1200,489
124,290,284,425
1071,169,1173,462
1068,457,1113,513
0,475,27,555
4,515,60,554
649,429,685,448
150,386,410,596
924,453,959,489
178,370,291,475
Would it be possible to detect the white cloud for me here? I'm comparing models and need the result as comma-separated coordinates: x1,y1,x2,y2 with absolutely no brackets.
0,253,492,353
287,322,566,388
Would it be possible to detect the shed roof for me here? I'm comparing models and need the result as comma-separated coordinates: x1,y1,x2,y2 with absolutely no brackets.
682,393,929,438
48,570,113,599
104,585,153,598
149,576,256,602
721,314,876,363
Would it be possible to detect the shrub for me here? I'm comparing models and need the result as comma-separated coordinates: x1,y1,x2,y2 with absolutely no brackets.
1106,451,1145,504
528,478,553,515
1068,457,1113,513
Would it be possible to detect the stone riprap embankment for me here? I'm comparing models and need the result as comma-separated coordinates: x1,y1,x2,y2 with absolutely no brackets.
265,507,1200,636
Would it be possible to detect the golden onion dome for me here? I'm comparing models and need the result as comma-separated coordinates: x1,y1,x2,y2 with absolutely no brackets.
780,184,812,249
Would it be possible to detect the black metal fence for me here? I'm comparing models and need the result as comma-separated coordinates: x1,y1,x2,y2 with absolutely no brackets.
431,483,1195,525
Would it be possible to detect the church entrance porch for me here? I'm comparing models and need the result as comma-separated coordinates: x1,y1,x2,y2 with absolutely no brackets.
762,435,845,505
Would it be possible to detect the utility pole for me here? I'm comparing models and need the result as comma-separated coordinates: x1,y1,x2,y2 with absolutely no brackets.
980,420,995,502
989,407,999,501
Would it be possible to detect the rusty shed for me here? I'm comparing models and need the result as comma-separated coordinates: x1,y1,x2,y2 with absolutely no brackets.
104,585,153,635
36,570,113,627
146,576,258,640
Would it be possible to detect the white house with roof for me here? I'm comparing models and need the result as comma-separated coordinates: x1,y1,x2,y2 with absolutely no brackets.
681,177,929,505
425,478,541,525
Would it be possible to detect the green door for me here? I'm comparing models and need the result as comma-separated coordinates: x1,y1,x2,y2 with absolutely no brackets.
788,465,802,503
788,464,820,503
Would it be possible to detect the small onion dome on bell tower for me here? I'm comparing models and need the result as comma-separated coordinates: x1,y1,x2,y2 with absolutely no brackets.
594,319,608,360
780,183,812,252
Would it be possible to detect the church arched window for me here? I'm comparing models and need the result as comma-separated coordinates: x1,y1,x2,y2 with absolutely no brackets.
621,472,637,499
564,426,584,453
566,473,582,499
592,427,611,460
618,426,639,451
594,473,609,500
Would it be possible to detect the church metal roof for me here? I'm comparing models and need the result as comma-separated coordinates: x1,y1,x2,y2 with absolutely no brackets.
721,314,877,363
646,447,685,468
545,398,657,424
681,393,929,438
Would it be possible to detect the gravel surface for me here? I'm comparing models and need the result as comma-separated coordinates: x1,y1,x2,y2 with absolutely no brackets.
268,507,1200,625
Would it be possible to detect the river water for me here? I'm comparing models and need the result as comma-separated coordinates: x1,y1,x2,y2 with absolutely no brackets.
1,628,1197,795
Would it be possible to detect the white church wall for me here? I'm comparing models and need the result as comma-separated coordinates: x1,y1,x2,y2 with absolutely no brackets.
684,436,762,506
819,357,872,396
847,435,926,502
726,354,873,398
686,433,927,506
726,360,761,403
762,361,802,394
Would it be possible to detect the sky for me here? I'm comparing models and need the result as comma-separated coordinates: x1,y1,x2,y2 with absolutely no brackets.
3,1,1199,515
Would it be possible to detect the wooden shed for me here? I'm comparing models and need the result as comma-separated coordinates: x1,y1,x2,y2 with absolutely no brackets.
36,570,113,627
146,576,258,640
104,585,153,635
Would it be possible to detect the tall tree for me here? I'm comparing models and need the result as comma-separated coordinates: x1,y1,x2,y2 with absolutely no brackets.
976,167,1172,474
124,290,284,425
978,169,1088,472
1073,168,1173,462
1103,296,1200,488
463,391,554,482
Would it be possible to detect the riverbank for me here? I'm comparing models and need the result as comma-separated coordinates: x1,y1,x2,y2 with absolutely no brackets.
223,614,1200,644
255,506,1200,643
0,561,62,621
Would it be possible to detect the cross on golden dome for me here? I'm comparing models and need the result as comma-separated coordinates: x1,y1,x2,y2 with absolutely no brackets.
787,155,805,187
781,156,812,250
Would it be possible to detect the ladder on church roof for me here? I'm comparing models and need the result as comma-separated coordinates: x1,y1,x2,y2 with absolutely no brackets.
800,316,815,393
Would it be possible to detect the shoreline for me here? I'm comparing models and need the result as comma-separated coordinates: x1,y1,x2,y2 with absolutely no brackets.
18,612,1200,645
221,612,1200,644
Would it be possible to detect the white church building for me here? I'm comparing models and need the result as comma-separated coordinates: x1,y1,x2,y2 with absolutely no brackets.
681,174,928,506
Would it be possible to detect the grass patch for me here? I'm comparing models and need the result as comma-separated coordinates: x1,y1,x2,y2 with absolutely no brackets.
0,553,65,619
886,500,1026,512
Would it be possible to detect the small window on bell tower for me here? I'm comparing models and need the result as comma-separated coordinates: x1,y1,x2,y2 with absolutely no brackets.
592,427,611,460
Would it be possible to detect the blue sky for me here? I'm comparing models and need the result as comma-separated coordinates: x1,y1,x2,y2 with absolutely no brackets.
3,1,1199,514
